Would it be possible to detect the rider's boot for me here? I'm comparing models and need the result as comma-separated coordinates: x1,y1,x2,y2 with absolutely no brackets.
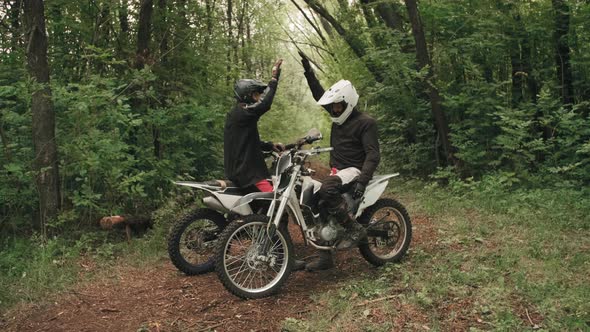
305,250,334,271
329,202,367,250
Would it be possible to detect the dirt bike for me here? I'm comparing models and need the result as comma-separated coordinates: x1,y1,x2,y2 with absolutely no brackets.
167,155,284,275
214,129,412,298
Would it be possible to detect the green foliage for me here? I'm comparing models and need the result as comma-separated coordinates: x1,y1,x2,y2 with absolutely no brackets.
2,0,590,323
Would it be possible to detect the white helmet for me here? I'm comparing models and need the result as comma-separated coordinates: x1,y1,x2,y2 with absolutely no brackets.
317,80,359,125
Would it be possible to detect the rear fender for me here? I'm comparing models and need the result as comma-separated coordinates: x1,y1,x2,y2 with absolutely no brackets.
176,181,240,214
355,173,399,218
174,181,219,195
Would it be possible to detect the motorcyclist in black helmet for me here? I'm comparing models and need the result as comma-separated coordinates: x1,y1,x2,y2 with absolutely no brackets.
224,59,285,193
224,60,306,271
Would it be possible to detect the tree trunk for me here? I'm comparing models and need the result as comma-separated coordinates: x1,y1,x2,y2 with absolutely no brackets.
226,0,233,83
11,0,22,50
152,0,168,159
552,0,573,105
115,0,130,59
244,0,252,73
404,0,455,166
372,0,404,31
509,14,538,107
236,0,245,67
24,0,61,232
136,0,153,69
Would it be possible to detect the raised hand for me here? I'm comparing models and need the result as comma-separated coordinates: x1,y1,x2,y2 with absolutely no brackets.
272,59,283,80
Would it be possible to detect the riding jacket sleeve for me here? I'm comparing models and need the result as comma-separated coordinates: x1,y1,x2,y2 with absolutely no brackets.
303,68,330,113
358,118,380,186
242,78,279,117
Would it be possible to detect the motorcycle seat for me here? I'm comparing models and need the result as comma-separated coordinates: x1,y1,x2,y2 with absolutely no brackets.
204,179,237,189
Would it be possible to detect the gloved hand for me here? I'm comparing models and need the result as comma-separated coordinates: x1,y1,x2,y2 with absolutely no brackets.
272,59,283,80
352,182,366,199
298,51,312,72
273,143,285,152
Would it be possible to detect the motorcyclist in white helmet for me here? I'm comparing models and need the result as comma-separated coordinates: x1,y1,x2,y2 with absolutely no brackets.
299,52,381,271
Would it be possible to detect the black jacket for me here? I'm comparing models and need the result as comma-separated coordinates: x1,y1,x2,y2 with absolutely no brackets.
224,79,278,187
304,70,380,186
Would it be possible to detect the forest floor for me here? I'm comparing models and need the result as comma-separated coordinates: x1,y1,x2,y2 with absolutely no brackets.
0,214,435,332
2,171,588,331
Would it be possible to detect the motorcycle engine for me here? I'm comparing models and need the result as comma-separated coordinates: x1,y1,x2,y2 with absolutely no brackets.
317,219,345,243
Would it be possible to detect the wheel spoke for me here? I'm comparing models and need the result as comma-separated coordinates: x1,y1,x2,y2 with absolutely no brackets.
222,220,291,294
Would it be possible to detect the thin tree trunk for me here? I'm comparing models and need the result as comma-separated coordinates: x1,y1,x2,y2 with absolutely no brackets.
236,0,245,67
552,0,573,105
0,114,11,162
510,14,525,106
244,0,252,73
128,0,153,158
115,0,130,60
136,0,153,69
152,0,168,160
204,0,214,53
24,0,61,232
226,0,233,83
404,0,455,166
11,0,22,50
510,14,538,106
375,2,404,31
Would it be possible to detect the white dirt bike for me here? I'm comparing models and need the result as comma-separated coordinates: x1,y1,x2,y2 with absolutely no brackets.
167,154,285,275
214,129,412,298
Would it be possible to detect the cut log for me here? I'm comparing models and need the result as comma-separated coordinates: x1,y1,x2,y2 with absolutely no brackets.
99,215,153,243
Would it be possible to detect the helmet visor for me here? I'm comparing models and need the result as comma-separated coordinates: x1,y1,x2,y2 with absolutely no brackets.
329,102,347,117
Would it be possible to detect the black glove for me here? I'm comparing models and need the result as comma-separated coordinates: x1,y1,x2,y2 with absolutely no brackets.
298,51,312,73
352,182,366,199
273,143,285,152
261,141,274,152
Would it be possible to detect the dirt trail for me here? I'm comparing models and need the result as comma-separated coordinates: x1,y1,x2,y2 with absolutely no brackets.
1,194,434,332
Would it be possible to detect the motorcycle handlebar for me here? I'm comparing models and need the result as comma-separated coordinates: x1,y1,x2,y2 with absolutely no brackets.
284,135,322,151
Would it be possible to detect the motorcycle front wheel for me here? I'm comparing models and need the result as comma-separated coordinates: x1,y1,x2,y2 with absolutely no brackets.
358,198,412,266
215,214,293,299
167,208,228,275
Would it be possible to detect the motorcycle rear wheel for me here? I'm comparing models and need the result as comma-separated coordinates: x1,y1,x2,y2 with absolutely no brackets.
167,208,228,275
358,198,412,266
215,214,293,299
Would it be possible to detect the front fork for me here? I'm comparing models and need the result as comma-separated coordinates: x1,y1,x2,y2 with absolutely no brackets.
260,165,301,252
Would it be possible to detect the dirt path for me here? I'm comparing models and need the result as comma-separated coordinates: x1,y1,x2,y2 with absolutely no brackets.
1,213,434,331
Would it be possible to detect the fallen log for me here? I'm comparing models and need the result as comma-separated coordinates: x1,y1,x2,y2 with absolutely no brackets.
99,215,152,243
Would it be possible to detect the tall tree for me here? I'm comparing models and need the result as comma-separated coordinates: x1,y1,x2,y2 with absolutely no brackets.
552,0,573,105
24,0,61,231
226,0,233,82
509,12,537,106
404,0,455,166
136,0,153,69
10,0,22,51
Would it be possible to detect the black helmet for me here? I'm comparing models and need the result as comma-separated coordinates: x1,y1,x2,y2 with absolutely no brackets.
234,79,267,103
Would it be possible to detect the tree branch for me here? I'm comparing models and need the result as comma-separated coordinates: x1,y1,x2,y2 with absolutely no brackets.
290,0,327,44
